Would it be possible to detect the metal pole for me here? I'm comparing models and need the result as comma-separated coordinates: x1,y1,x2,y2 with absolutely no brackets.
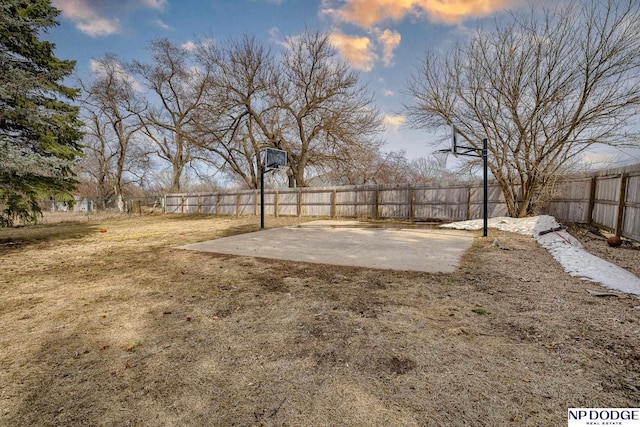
260,165,265,230
482,138,488,237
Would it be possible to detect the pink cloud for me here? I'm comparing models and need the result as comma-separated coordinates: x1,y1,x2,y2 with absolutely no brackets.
52,0,167,37
383,114,406,127
328,32,377,72
325,0,511,27
379,29,401,67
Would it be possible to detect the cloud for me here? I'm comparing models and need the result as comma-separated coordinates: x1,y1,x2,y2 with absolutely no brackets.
383,114,406,127
269,27,290,48
152,18,172,30
383,89,395,96
52,0,120,36
77,17,120,37
142,0,168,9
327,28,400,71
52,0,167,36
378,29,401,66
324,0,510,27
328,32,377,71
181,39,215,53
181,41,197,52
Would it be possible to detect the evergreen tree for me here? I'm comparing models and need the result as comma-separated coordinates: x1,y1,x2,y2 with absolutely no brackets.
0,0,83,226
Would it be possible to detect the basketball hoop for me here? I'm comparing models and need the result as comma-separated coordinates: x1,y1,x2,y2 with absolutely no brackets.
273,164,289,176
432,149,449,169
260,147,288,229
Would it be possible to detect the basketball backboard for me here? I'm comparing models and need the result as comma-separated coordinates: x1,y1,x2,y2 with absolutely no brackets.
263,147,287,171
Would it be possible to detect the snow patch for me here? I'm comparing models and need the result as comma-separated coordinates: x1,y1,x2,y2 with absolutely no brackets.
442,215,640,296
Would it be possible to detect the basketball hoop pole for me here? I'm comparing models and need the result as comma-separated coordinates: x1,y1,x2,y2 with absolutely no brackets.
482,138,488,237
260,164,265,229
446,132,489,237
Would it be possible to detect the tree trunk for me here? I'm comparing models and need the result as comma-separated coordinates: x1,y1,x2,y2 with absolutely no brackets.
493,171,519,217
171,169,182,192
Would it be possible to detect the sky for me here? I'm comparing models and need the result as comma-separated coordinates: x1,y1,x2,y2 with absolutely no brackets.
45,0,640,167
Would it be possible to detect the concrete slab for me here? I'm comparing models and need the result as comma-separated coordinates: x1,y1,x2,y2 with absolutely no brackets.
177,221,474,273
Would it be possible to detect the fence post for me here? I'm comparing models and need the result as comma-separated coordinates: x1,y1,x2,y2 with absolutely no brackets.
332,189,337,218
615,173,628,237
374,187,380,220
466,186,472,220
587,177,597,225
297,190,302,217
198,194,203,214
236,193,241,217
275,191,280,218
409,188,415,221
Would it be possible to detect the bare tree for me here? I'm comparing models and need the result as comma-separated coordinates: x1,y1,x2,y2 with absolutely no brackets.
405,0,640,217
130,39,212,192
193,36,277,189
407,156,460,184
75,110,115,200
320,148,412,185
78,54,147,207
194,32,384,189
276,31,384,187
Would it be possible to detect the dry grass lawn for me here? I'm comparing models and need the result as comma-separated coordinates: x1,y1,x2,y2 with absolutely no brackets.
1,213,639,426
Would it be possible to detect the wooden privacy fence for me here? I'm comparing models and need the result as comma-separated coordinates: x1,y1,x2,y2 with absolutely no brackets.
544,163,640,241
165,182,508,222
165,163,640,242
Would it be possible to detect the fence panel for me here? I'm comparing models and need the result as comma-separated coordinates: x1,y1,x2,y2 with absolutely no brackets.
184,195,200,214
592,175,620,229
355,188,376,218
300,190,332,217
413,185,468,220
467,184,507,219
546,178,591,223
165,195,182,214
277,191,299,216
238,192,257,216
333,188,357,217
622,174,640,241
162,163,640,241
490,184,509,217
216,194,237,215
378,187,411,219
200,195,216,214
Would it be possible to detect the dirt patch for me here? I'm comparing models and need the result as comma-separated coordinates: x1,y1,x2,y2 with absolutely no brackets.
1,215,639,426
567,223,640,279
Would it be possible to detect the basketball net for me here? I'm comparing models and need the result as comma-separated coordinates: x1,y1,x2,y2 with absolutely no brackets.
432,150,449,169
